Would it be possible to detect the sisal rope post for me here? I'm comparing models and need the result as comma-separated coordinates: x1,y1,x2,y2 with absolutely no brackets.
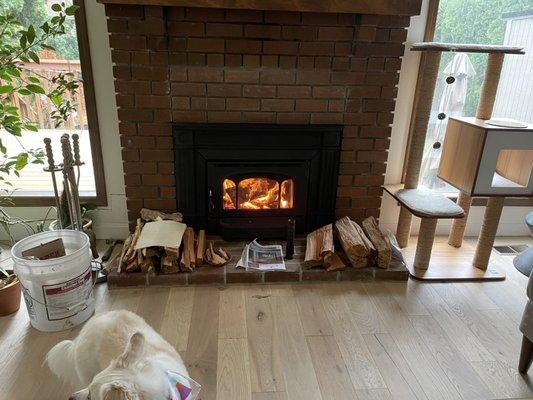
473,197,505,270
396,206,412,248
476,53,505,120
396,50,442,247
448,192,472,247
471,53,505,269
413,218,438,270
448,52,505,249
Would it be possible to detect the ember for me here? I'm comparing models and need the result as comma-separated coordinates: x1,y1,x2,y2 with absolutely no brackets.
222,178,294,210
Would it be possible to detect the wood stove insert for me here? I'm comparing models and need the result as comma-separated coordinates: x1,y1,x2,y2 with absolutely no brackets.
173,124,341,239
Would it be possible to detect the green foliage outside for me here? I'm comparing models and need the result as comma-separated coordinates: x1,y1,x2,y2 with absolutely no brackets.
0,2,79,202
0,0,79,60
434,0,532,116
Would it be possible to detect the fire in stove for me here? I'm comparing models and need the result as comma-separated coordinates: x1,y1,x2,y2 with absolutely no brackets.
223,177,294,210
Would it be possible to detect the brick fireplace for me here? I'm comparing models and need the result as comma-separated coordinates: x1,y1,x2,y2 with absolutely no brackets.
102,1,419,232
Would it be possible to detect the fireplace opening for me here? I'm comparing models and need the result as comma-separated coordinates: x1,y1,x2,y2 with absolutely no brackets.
173,124,341,239
223,177,294,210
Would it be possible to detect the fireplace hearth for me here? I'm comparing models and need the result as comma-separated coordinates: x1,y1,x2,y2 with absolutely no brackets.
173,124,341,239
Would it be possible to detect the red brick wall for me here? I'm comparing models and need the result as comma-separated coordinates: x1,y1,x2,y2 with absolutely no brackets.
104,5,409,230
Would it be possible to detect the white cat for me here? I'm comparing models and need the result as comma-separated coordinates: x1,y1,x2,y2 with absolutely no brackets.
46,310,188,400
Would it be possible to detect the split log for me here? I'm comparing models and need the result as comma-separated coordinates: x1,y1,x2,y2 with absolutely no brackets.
140,208,183,222
140,257,155,273
161,254,179,274
303,224,334,268
117,235,132,273
335,216,375,268
123,218,144,266
179,227,195,272
323,252,346,271
195,230,206,266
205,242,231,267
362,216,392,269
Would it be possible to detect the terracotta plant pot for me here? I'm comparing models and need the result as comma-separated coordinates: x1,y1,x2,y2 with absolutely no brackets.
0,278,21,316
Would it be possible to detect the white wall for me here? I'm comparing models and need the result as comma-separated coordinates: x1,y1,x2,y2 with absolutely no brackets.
2,0,529,241
380,0,531,236
1,0,129,241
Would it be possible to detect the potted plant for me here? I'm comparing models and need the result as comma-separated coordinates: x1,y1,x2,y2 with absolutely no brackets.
0,266,21,316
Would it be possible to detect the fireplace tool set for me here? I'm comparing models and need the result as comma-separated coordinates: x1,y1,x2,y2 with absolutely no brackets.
43,134,84,231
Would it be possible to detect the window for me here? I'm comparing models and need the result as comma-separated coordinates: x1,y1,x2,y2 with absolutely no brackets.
0,0,106,206
417,0,532,193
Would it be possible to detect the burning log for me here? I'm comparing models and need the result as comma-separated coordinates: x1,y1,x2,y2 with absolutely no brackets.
362,216,391,269
335,216,375,268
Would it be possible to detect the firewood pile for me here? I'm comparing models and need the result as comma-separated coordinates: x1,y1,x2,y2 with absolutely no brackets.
304,216,392,270
118,208,229,274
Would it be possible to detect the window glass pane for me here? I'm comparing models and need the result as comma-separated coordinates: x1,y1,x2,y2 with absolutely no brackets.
419,1,532,192
0,0,96,197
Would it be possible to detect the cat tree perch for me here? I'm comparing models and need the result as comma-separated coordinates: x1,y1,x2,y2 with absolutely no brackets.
385,42,532,281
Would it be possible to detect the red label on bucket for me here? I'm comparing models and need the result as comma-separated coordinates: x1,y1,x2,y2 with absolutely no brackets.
42,268,92,321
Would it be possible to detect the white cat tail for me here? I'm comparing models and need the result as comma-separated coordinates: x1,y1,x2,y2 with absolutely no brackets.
45,340,80,385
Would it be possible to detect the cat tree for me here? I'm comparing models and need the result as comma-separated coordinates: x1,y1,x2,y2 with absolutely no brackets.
386,42,529,280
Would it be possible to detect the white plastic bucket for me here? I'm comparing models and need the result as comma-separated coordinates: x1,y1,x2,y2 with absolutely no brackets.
11,230,95,332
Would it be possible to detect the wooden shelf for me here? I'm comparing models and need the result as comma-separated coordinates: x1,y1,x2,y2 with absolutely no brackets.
96,0,422,16
411,42,525,54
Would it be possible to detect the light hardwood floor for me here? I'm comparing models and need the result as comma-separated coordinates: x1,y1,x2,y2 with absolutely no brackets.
2,236,533,400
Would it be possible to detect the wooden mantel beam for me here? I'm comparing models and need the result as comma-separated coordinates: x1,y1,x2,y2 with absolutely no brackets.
96,0,422,16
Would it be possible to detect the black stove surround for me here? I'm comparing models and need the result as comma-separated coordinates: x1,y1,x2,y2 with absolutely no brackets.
173,124,342,239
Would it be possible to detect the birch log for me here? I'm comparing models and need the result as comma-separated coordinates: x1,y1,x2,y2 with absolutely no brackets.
335,216,375,268
362,216,391,269
303,224,334,268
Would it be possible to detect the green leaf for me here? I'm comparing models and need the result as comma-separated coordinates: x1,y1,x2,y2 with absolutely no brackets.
17,88,31,96
51,3,62,12
28,51,40,64
6,67,20,78
65,5,79,16
0,85,13,94
24,124,38,132
26,84,45,94
19,34,26,49
28,76,40,84
15,153,28,171
27,25,35,44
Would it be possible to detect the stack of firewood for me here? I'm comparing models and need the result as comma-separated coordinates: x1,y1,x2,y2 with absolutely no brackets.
118,209,207,274
304,216,392,270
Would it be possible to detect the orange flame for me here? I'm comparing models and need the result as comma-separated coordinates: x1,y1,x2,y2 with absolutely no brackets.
222,178,294,210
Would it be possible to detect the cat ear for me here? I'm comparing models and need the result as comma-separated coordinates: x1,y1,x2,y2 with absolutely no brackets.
116,332,145,368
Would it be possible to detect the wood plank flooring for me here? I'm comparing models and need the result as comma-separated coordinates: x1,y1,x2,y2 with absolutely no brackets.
2,237,533,399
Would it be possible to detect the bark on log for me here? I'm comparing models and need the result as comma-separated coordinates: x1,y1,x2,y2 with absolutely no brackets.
303,224,335,268
140,208,183,222
362,216,391,269
335,216,375,268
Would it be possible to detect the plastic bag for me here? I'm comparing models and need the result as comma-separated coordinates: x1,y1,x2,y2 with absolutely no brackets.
166,371,201,400
383,229,407,268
